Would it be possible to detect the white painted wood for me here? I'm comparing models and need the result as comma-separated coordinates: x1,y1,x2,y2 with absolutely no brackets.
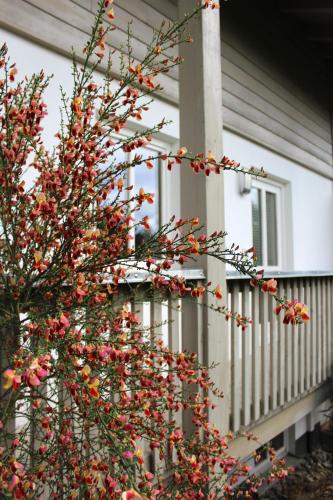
229,383,332,459
223,89,332,166
260,290,269,416
242,286,251,426
168,296,182,433
322,279,327,380
251,286,260,421
304,279,311,390
142,0,177,21
285,281,292,402
299,279,305,394
231,282,241,431
221,36,331,132
168,297,181,353
151,296,163,342
0,0,178,102
27,0,178,80
221,55,331,141
180,294,203,436
72,0,92,10
131,300,152,469
223,108,333,180
292,281,299,398
269,294,278,410
310,279,317,387
179,0,227,433
278,280,285,406
327,277,333,377
316,280,323,384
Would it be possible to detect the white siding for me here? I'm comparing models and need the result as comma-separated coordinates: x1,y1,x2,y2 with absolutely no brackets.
0,0,178,102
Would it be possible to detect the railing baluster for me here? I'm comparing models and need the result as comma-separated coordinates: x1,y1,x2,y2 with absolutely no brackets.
181,291,204,437
322,279,327,380
299,279,305,394
304,278,311,391
151,296,164,473
252,286,260,421
231,282,241,431
285,280,292,402
133,301,153,471
278,280,285,406
316,279,322,384
292,280,299,398
269,293,278,410
260,289,269,416
327,277,333,377
242,285,251,426
311,279,317,387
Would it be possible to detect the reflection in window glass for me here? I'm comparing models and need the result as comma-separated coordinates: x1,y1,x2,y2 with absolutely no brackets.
266,191,278,266
134,147,159,248
105,147,128,206
251,187,263,265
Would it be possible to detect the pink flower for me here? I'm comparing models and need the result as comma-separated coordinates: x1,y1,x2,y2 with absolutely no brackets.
122,450,134,460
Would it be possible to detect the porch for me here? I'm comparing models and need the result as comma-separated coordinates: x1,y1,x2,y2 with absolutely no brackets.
128,271,333,462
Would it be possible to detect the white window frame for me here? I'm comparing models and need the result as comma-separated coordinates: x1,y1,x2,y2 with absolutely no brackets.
251,176,290,271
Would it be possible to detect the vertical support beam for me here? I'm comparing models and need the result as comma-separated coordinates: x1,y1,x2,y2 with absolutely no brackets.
178,1,227,432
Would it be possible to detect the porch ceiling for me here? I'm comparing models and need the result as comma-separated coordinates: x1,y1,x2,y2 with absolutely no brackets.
279,0,333,61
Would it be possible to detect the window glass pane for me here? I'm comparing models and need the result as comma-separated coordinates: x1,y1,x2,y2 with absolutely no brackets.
103,147,128,206
266,191,278,266
251,187,263,265
134,147,159,248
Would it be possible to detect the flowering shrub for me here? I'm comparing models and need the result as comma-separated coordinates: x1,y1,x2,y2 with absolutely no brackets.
0,0,307,498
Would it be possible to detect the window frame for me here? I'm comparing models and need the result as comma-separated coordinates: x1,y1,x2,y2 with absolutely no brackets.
251,176,288,271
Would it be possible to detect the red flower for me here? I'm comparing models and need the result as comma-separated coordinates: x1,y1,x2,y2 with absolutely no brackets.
213,285,223,300
261,278,278,295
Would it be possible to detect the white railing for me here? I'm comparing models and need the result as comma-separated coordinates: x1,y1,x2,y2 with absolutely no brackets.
226,272,333,432
131,271,333,439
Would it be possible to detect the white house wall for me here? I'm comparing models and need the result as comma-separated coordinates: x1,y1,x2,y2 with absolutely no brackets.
224,130,333,271
0,28,181,220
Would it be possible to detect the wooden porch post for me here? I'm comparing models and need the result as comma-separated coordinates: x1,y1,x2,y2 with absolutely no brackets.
178,0,228,434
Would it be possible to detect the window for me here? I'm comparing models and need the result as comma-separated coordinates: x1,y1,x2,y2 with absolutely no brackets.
108,134,164,250
251,179,282,269
132,146,160,248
